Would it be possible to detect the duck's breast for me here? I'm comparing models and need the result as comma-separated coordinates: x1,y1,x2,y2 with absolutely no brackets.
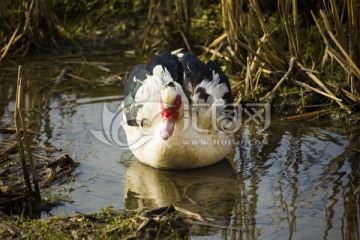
130,124,233,169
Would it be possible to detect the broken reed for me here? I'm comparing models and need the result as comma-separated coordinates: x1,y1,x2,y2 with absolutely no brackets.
207,0,360,113
14,65,41,214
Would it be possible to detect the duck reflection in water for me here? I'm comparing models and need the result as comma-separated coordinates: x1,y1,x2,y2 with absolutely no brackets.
124,159,239,223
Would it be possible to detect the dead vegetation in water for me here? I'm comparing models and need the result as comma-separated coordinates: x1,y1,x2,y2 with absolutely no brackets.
0,127,78,215
0,205,189,239
0,66,78,215
0,118,79,216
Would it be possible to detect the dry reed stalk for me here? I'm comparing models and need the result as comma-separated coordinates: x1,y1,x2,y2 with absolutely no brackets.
221,0,254,69
66,73,90,83
179,30,192,52
207,32,227,50
249,0,286,61
255,35,286,70
174,205,207,223
235,38,271,69
278,0,300,57
319,10,360,80
231,80,245,93
249,0,269,35
244,57,252,96
265,56,296,102
14,65,41,212
221,0,237,53
14,66,33,196
326,0,347,50
253,68,262,91
0,25,20,61
195,45,230,61
291,79,342,102
209,42,223,61
284,109,338,122
55,67,69,83
292,0,299,56
297,61,352,113
312,5,360,97
212,0,358,112
297,62,334,94
341,90,360,102
325,82,360,102
226,45,243,67
249,35,266,73
326,47,349,73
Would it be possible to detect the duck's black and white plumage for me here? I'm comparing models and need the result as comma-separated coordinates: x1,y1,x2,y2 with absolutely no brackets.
122,50,234,169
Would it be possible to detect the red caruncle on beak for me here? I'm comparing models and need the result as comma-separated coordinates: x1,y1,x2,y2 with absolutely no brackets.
159,95,182,140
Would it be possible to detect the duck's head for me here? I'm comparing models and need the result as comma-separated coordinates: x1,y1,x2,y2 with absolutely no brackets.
159,82,183,140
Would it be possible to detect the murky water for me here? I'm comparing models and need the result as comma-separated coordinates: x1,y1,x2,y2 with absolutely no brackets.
0,52,359,239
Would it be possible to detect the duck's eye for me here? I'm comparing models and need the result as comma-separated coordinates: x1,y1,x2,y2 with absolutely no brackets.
140,118,149,128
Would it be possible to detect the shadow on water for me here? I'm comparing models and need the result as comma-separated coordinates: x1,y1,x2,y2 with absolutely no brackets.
0,52,359,239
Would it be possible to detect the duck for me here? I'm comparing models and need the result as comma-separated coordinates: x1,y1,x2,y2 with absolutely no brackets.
121,50,236,169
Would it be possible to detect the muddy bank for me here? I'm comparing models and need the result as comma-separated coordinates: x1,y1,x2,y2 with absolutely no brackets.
0,205,189,239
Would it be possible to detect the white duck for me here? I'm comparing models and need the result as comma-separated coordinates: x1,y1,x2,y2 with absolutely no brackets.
122,51,236,169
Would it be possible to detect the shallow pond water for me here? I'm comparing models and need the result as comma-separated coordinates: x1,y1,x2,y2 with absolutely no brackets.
0,52,359,239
